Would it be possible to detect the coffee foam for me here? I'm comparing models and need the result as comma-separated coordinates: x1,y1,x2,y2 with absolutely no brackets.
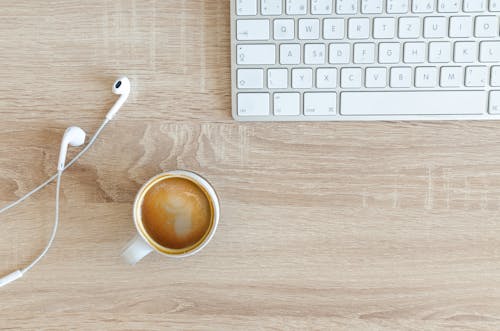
141,177,212,250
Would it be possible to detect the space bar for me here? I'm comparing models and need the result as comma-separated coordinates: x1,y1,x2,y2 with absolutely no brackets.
341,91,485,116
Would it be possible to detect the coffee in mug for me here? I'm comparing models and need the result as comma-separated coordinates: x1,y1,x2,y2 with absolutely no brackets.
122,170,219,264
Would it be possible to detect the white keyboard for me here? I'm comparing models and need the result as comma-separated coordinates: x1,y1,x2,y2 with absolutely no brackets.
230,0,500,121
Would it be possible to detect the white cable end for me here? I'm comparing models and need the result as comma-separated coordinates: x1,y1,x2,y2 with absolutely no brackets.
0,270,23,288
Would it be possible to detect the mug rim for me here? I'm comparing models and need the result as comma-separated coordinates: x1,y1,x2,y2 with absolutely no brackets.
132,170,220,258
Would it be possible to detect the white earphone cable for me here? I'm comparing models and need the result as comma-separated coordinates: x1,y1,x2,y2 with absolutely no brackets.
21,170,62,274
0,118,110,215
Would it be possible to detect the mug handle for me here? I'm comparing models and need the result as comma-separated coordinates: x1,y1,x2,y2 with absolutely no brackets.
121,235,153,265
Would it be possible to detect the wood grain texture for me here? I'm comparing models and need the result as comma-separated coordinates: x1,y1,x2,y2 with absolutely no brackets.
1,1,500,330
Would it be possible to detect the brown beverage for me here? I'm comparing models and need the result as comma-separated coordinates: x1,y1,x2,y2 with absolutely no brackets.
140,176,213,250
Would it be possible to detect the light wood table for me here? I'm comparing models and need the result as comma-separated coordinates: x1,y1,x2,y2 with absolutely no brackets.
1,1,500,330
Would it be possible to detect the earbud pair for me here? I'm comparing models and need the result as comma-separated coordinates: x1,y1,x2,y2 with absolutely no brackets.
57,76,130,171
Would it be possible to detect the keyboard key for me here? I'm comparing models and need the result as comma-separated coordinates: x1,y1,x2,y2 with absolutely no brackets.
316,68,337,88
305,44,326,64
341,91,485,115
475,16,499,38
292,68,313,88
336,0,358,14
398,17,420,39
415,67,438,87
480,42,500,63
373,17,395,39
440,66,463,87
438,0,459,12
365,67,387,88
454,42,477,63
236,0,257,15
237,20,270,40
274,93,300,115
237,44,276,64
424,17,447,38
323,18,345,39
490,91,500,113
354,43,375,64
387,0,409,13
280,44,301,64
463,0,486,12
348,18,370,39
341,68,363,88
274,19,295,40
299,19,320,39
390,67,412,87
449,16,472,38
237,69,264,88
361,0,383,13
304,93,337,115
238,93,269,116
413,0,435,13
429,42,451,63
465,66,488,87
404,42,426,63
329,43,351,64
311,0,333,14
261,0,282,15
268,68,288,88
492,66,500,86
491,0,500,11
379,42,401,63
286,0,307,14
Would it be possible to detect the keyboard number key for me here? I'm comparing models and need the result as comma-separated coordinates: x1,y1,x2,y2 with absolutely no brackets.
311,0,333,14
412,0,435,12
268,69,288,89
438,0,459,12
238,93,269,116
304,93,337,115
274,93,300,116
286,0,307,14
387,0,409,13
237,0,257,15
463,0,486,12
336,0,358,14
261,0,282,15
316,68,338,88
361,0,383,13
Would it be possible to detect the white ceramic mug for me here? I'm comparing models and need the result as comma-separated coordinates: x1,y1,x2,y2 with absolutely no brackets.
121,170,220,265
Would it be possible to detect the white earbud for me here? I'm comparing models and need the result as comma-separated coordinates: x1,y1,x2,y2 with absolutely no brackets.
57,126,86,171
106,76,130,121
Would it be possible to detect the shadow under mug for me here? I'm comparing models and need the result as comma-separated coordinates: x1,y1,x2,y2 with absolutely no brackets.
121,170,220,265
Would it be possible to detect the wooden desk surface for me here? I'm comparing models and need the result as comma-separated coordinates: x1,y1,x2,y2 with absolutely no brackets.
1,1,500,330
